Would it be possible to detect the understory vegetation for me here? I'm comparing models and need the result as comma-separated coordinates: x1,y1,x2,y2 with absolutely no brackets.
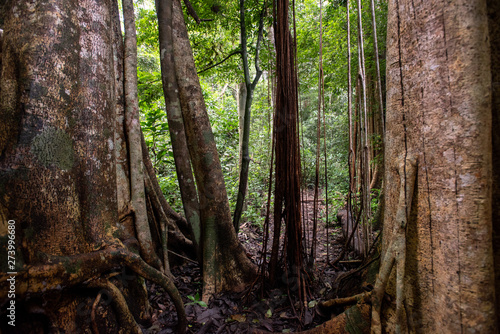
136,0,387,229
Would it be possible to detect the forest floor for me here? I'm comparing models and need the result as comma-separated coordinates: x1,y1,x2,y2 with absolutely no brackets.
146,190,364,334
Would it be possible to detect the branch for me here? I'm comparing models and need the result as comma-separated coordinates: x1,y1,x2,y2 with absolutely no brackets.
251,0,267,90
196,50,242,74
182,0,200,23
182,0,213,24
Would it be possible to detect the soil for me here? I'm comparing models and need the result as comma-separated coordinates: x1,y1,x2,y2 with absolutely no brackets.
145,190,364,333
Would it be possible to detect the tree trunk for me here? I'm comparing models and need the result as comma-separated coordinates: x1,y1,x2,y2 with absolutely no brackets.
268,0,306,307
170,0,256,301
0,1,186,332
123,0,162,271
238,81,247,169
379,0,496,332
155,0,201,255
233,0,265,232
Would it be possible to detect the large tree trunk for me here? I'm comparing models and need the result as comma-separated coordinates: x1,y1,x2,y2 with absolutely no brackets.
0,1,186,332
169,0,256,301
378,0,497,332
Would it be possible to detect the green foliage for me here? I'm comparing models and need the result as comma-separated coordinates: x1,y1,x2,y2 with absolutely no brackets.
186,292,208,307
133,0,388,229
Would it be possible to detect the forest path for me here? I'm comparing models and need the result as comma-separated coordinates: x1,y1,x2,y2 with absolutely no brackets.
147,189,363,333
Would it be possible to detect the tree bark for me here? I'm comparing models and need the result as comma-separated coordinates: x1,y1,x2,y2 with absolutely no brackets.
123,0,162,270
0,0,118,330
380,0,496,332
170,0,256,301
0,1,186,332
268,0,306,307
155,0,201,253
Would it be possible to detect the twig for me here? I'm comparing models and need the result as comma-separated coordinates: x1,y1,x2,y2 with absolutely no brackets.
182,0,204,24
197,51,242,74
168,249,198,264
339,260,362,264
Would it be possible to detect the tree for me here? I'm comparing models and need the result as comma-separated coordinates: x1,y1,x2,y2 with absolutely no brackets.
0,0,186,332
373,0,497,332
232,0,266,232
267,0,307,310
159,0,257,301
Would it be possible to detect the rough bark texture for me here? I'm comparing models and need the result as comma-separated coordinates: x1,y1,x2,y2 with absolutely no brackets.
0,1,186,332
0,1,117,331
382,0,496,332
170,0,256,301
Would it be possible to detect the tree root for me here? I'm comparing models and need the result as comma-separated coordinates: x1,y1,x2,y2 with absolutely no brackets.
251,303,371,334
319,291,371,309
371,154,417,334
0,246,187,333
89,278,142,334
91,291,103,334
300,155,417,334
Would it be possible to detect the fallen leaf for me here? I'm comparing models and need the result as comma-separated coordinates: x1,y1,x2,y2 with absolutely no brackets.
230,314,247,323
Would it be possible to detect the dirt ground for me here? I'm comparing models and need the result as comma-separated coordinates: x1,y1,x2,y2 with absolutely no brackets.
146,190,364,333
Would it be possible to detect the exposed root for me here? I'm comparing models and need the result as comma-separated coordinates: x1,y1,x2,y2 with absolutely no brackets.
319,291,371,309
0,246,187,333
89,278,142,334
91,291,102,334
371,154,417,334
252,304,371,334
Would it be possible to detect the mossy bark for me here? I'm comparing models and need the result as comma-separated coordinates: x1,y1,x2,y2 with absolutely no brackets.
0,1,186,332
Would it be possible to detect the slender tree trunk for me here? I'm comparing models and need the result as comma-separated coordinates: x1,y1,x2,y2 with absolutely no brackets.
311,0,324,265
233,0,265,232
155,0,201,254
370,0,385,135
123,0,162,270
170,0,256,301
379,0,496,332
356,0,371,256
238,82,247,170
347,0,354,246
